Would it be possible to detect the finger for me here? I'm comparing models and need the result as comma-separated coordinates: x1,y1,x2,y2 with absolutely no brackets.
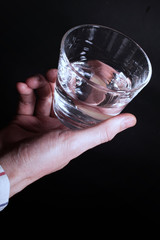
16,82,35,115
65,113,137,160
46,69,58,117
46,68,57,84
26,74,52,116
46,69,57,96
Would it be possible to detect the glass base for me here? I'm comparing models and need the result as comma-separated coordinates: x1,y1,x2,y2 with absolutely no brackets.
53,88,102,130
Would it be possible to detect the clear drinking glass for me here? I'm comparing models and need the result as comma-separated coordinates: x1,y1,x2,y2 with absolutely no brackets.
54,24,152,129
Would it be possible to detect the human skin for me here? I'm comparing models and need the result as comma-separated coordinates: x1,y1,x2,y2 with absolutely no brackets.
0,69,136,197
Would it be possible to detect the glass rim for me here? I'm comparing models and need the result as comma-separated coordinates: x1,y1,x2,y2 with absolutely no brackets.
60,24,152,94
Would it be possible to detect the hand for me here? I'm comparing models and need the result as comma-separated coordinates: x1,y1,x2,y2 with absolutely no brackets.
0,69,136,197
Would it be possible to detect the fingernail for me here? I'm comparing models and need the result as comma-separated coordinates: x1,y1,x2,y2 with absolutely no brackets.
121,116,136,131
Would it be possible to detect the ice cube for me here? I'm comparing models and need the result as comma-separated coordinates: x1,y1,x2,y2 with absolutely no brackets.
108,72,132,91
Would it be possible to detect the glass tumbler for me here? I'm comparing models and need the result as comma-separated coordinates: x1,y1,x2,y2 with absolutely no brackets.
54,24,152,129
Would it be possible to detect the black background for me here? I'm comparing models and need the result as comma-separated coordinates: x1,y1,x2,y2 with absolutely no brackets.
0,0,160,224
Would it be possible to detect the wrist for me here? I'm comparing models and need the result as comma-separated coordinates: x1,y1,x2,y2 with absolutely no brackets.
0,152,31,198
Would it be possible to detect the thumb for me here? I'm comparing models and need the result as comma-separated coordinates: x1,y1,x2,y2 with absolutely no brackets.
68,113,137,158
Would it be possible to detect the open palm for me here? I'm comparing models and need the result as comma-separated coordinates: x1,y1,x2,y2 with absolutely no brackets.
0,69,136,197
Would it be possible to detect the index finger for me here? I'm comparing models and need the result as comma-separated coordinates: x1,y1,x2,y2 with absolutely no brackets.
46,69,57,92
